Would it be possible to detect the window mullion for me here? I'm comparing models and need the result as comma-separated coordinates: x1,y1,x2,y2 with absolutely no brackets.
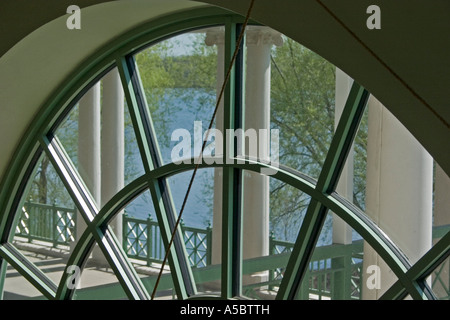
382,231,450,300
56,230,95,300
40,135,97,223
221,21,246,299
316,83,369,194
408,230,450,284
42,108,152,300
277,82,369,300
40,136,148,299
116,57,157,172
92,226,150,300
117,56,196,299
0,243,57,299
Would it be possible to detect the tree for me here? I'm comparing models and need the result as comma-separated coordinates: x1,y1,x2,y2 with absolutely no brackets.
270,37,368,243
269,37,335,242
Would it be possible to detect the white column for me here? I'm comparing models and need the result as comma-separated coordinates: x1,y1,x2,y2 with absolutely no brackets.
362,96,433,299
89,69,125,265
206,27,283,267
75,83,101,254
243,26,282,260
205,28,225,266
78,84,101,203
101,68,124,241
332,68,353,245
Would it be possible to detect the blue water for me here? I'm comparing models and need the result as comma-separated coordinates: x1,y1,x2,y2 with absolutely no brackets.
124,90,215,229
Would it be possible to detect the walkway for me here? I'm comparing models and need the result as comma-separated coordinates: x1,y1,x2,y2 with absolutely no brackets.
2,240,174,300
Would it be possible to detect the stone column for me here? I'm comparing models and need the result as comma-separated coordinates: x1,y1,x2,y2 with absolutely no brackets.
362,96,433,299
75,83,101,256
88,68,125,265
243,26,283,262
101,68,124,242
333,68,353,245
206,27,283,269
329,68,355,299
205,28,225,266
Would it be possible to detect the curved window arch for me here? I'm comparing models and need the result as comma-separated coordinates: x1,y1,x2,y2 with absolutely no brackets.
0,8,448,301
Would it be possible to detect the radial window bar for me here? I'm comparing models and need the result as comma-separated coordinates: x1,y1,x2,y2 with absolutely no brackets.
0,147,61,300
117,55,196,299
277,82,369,299
381,231,450,299
0,242,57,299
220,21,246,299
37,99,150,300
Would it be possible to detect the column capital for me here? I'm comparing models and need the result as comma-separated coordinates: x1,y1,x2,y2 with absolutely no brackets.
205,26,225,46
205,26,283,47
246,26,283,47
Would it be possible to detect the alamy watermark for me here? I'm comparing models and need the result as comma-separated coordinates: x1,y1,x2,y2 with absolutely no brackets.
171,121,280,175
66,5,81,30
366,265,381,290
66,265,81,289
66,5,381,31
366,5,381,30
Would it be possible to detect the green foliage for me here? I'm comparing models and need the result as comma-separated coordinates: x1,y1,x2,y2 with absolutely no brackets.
269,37,368,242
25,106,79,208
353,109,368,211
269,37,336,241
271,37,335,177
27,154,74,208
135,41,177,149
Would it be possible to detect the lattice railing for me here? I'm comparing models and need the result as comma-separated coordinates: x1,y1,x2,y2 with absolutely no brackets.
122,213,212,268
268,235,364,300
15,202,77,247
183,223,212,268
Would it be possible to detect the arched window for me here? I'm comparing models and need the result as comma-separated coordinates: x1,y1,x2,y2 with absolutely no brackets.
0,8,448,301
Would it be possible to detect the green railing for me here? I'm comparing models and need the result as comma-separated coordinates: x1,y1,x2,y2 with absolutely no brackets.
15,202,77,247
122,213,212,268
14,202,450,300
267,236,363,299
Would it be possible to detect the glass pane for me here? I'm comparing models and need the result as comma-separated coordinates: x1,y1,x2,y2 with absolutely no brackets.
135,27,220,166
11,152,84,288
121,190,177,299
166,169,218,295
242,173,309,300
295,212,398,300
2,263,46,300
270,34,335,181
72,241,128,300
430,256,450,300
335,95,447,265
124,101,146,185
54,67,145,209
332,93,369,246
336,82,369,214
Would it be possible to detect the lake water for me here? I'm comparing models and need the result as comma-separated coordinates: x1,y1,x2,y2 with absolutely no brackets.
122,90,357,245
